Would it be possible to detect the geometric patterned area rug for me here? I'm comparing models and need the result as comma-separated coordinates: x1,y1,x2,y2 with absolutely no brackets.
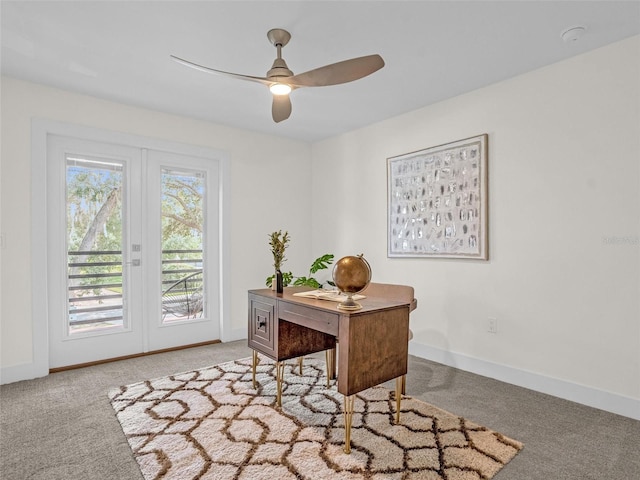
109,356,523,480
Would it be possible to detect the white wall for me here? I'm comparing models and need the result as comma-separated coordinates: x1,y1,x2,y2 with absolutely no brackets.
311,36,640,418
2,36,638,420
0,77,313,378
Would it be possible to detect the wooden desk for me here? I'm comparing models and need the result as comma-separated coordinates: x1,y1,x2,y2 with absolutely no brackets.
247,286,412,453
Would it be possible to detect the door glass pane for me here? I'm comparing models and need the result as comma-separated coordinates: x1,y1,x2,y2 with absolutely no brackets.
160,168,205,324
66,155,125,335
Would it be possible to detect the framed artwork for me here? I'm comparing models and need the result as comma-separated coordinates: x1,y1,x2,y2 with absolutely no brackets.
387,134,488,259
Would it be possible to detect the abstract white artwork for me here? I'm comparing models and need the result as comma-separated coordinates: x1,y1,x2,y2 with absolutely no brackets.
387,134,488,259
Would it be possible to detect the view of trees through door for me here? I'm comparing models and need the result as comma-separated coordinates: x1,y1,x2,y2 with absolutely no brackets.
66,156,125,334
160,168,206,324
66,162,208,335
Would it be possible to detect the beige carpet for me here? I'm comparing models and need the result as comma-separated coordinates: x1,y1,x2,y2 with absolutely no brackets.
109,356,523,479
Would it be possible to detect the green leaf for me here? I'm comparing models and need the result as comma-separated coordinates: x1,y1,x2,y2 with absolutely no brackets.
309,254,334,274
267,271,292,287
293,277,321,288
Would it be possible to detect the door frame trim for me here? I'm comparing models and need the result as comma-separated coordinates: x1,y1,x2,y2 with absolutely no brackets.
30,118,231,377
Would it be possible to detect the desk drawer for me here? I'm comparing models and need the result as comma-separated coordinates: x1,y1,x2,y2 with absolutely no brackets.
248,294,276,357
279,301,338,336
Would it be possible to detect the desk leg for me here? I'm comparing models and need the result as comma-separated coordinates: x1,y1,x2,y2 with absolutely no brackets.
343,394,355,454
252,350,259,389
395,376,403,424
275,361,285,408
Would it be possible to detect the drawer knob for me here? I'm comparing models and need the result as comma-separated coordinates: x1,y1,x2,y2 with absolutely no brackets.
257,319,266,328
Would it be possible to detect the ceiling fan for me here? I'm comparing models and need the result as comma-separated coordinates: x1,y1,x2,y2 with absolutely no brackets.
170,28,385,123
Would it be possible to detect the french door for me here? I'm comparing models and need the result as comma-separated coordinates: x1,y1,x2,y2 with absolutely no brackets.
47,135,220,368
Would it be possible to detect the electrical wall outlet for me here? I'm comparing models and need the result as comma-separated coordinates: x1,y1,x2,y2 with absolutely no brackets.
488,317,498,334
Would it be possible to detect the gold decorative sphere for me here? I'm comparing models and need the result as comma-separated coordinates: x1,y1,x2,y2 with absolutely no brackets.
332,254,371,310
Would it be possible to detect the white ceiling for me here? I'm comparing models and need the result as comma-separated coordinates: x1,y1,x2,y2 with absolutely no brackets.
2,1,639,143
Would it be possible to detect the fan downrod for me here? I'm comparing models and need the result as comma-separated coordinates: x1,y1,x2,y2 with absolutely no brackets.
267,28,291,47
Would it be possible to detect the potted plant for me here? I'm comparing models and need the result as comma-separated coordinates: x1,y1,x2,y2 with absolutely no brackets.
266,251,335,290
268,230,289,293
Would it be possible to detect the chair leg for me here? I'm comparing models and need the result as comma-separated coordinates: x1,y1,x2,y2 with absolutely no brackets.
395,376,403,424
325,347,336,387
401,373,406,395
297,356,304,374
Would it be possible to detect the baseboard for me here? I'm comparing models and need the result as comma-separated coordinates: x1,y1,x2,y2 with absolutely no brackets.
0,361,49,385
223,327,248,343
409,341,640,421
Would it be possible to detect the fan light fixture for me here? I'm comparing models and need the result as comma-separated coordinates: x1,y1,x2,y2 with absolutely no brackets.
170,28,385,123
270,83,291,95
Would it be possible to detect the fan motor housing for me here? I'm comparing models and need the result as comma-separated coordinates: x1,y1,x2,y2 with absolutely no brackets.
267,58,293,79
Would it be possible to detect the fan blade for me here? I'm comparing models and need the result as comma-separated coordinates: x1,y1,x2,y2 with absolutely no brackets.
170,55,272,87
272,94,292,123
287,54,384,87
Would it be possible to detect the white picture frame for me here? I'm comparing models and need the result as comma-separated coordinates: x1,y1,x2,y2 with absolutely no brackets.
387,134,488,259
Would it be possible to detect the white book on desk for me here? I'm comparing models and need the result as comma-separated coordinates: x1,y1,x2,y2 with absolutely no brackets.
292,289,366,303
